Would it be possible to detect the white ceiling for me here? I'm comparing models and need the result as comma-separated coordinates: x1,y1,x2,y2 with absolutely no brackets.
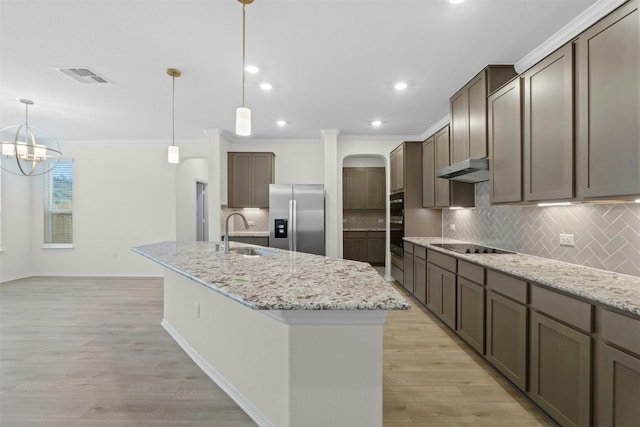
0,0,596,142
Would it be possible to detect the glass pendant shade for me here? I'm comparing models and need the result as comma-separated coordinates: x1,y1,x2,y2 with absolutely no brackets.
236,107,251,136
167,145,180,164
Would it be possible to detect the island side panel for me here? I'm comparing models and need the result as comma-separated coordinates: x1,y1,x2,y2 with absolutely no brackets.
162,268,387,427
162,268,290,426
288,324,384,426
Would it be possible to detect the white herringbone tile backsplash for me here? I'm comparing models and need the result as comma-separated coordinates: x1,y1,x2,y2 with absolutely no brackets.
443,182,640,277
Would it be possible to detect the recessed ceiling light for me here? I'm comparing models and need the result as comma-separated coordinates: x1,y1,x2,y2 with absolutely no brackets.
245,65,260,74
260,82,272,91
449,0,465,4
372,120,382,127
276,120,286,127
394,82,408,91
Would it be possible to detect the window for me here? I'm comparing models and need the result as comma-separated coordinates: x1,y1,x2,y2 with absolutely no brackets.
44,162,73,245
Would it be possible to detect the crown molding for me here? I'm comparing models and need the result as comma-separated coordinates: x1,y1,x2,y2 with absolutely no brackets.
419,114,450,141
515,0,627,74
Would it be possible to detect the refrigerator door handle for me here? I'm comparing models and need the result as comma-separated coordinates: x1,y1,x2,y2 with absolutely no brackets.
288,200,294,251
292,199,297,252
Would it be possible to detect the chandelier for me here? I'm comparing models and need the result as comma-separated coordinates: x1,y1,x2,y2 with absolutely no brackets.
0,99,62,176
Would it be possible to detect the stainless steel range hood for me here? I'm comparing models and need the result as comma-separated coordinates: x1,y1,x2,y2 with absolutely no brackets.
437,158,489,183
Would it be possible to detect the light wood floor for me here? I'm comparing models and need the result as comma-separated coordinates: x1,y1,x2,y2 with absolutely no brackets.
0,276,553,426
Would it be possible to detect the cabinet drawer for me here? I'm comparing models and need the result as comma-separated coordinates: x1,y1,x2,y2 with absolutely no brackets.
405,242,414,254
414,245,427,260
486,270,527,304
343,231,367,239
459,260,485,285
531,285,592,333
427,249,457,272
598,308,640,356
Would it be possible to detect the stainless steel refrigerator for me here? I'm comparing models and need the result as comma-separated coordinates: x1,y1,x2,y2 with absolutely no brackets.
269,184,325,255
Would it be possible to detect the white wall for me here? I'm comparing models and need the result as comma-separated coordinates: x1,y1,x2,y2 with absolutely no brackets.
0,169,33,281
22,142,177,277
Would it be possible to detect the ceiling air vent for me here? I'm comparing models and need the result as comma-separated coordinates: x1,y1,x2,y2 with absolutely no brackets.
56,67,112,84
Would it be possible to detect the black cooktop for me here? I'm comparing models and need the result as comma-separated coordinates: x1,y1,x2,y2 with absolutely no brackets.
431,243,514,254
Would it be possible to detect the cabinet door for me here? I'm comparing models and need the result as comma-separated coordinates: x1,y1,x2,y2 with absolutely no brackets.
422,137,435,208
365,168,384,210
426,263,443,315
595,343,640,427
441,269,457,329
252,153,274,208
457,278,485,354
343,237,368,262
450,88,469,164
414,256,426,304
228,153,253,208
576,1,639,199
486,290,528,391
530,311,591,427
343,168,366,210
489,78,522,203
467,71,488,159
396,144,405,192
367,235,385,266
434,126,451,207
390,149,397,192
523,43,574,201
404,251,415,294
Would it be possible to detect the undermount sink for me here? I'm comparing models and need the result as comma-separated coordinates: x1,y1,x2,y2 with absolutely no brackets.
229,247,276,257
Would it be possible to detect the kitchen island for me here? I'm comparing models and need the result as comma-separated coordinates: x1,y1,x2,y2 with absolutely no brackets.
132,241,408,427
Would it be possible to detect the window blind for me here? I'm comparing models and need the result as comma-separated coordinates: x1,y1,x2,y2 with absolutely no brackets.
44,162,73,244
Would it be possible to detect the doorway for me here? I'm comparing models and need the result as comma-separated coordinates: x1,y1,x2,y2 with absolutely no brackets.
196,181,208,241
342,155,387,266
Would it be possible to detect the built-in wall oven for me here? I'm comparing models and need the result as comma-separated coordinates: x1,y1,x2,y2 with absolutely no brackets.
389,192,404,256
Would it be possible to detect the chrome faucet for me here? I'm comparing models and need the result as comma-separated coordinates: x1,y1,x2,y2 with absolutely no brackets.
224,212,250,254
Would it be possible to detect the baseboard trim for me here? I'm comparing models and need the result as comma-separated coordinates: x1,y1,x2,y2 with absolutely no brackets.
161,319,274,427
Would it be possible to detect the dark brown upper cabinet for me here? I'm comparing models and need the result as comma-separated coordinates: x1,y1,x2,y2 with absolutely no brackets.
575,0,639,200
450,65,517,164
523,43,574,202
227,152,275,208
488,77,523,204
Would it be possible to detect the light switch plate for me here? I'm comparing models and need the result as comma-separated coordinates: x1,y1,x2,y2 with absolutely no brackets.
449,224,456,231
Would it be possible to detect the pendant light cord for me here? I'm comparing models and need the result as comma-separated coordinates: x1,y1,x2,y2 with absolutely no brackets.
241,3,246,108
171,74,175,147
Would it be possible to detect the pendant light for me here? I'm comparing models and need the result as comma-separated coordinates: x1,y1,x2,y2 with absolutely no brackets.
0,99,62,176
236,0,253,136
167,68,181,164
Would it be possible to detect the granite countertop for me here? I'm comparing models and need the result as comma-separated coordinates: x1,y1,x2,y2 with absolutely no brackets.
343,229,386,232
133,241,409,311
404,237,640,316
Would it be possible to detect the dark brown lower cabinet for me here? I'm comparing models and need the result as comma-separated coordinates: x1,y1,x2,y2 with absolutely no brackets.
343,233,368,262
595,343,640,427
486,289,528,391
414,254,427,305
530,311,592,427
426,263,456,329
404,246,415,294
367,233,385,266
457,278,485,354
391,254,403,285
